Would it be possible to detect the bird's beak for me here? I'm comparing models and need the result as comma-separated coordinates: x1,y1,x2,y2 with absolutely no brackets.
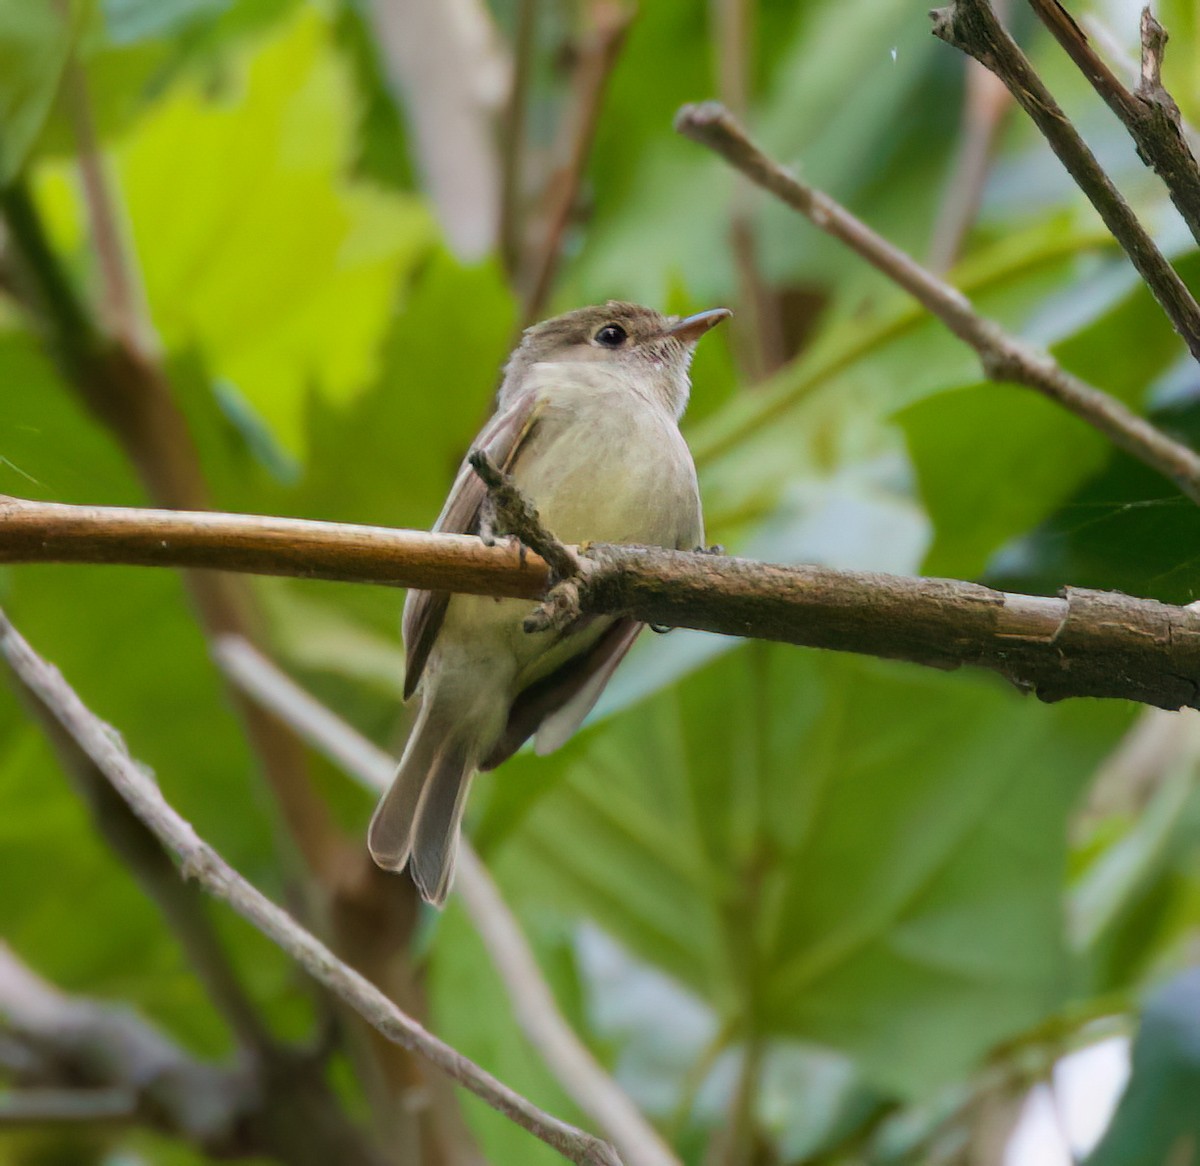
665,307,732,344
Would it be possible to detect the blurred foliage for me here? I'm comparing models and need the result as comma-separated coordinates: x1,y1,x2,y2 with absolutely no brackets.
1,1,1200,1164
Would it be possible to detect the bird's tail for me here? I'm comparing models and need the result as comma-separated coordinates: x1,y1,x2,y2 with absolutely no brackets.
367,703,476,906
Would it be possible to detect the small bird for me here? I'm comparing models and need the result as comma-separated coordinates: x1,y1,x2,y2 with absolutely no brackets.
368,301,730,904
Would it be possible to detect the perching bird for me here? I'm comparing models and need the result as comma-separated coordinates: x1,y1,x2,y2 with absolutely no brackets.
368,301,730,904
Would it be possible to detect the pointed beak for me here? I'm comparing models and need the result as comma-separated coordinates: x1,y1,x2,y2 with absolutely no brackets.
665,307,732,344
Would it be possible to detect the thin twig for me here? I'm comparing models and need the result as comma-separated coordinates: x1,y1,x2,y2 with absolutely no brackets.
0,944,259,1155
62,53,153,357
520,1,633,324
469,449,578,579
500,0,540,278
711,0,783,379
214,636,683,1166
5,494,1200,710
1027,1,1200,251
930,0,1200,363
674,102,1200,503
927,55,1012,272
0,610,623,1166
0,1088,136,1127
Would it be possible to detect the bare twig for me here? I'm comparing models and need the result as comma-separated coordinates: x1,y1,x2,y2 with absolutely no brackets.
0,611,624,1166
928,56,1013,272
214,636,683,1166
929,0,1200,363
1027,1,1200,251
469,450,578,579
5,494,1200,710
500,0,540,277
0,944,259,1155
61,54,152,356
674,102,1200,503
0,1088,136,1127
711,0,784,379
521,1,633,323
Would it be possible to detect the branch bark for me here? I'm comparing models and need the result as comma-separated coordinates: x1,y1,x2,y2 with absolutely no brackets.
214,635,682,1166
0,611,623,1166
673,101,1200,505
1027,1,1200,251
929,0,1200,364
4,495,1200,711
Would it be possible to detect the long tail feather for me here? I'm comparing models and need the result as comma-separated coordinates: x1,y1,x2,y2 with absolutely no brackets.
367,703,442,873
408,740,474,906
367,703,475,905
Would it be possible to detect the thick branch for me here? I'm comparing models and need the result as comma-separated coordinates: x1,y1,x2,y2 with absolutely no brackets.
929,0,1200,363
214,636,681,1166
4,495,1200,711
0,611,622,1166
1028,1,1200,251
674,102,1200,505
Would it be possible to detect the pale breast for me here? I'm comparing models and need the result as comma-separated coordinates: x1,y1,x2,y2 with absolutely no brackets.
513,370,703,551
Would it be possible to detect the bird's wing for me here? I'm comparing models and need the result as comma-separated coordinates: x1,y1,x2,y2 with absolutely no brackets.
402,389,542,700
478,617,643,771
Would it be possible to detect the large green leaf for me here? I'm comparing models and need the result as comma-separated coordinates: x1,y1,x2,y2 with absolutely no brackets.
485,644,1132,1097
71,6,438,454
901,251,1200,580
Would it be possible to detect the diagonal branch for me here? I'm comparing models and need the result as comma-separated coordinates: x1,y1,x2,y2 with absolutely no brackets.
673,102,1200,504
1027,1,1200,251
4,495,1200,711
2,128,447,1155
0,610,623,1166
213,635,682,1166
929,0,1200,364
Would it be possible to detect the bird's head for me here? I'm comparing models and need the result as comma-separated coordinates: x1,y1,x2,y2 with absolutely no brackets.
502,301,731,418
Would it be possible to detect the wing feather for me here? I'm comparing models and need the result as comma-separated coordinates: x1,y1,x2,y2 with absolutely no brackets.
478,618,642,771
402,390,541,699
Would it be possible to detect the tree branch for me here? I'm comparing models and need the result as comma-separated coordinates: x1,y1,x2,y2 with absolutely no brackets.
0,1088,136,1128
0,611,623,1166
1027,1,1200,251
213,635,683,1166
0,174,450,1157
4,494,1200,711
673,102,1200,504
0,943,260,1155
929,0,1200,364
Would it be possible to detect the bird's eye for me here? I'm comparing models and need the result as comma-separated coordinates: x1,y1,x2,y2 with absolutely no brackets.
594,323,628,348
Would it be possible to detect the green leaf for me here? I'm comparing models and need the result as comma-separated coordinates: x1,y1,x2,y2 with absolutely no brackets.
1087,969,1200,1166
900,384,1108,579
898,249,1200,580
488,644,1132,1097
97,6,436,453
